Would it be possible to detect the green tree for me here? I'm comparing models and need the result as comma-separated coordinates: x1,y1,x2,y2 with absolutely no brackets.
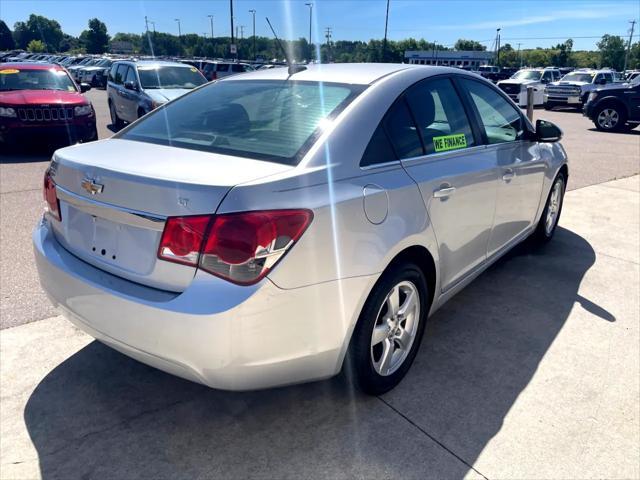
597,34,625,70
13,14,63,51
79,18,110,54
454,39,486,51
0,20,15,50
27,39,46,52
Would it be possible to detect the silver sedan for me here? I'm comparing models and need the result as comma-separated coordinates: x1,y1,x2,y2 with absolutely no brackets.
34,64,568,394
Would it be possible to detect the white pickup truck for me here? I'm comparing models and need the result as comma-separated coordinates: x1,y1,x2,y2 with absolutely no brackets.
544,69,620,110
497,68,561,107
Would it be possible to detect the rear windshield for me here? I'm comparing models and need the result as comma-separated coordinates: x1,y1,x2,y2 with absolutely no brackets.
120,80,365,165
0,68,77,92
138,66,206,89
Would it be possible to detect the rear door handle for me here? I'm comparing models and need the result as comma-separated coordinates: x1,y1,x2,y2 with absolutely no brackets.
433,186,456,199
502,169,515,181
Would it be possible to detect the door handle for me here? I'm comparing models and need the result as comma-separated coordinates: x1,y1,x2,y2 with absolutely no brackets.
502,169,515,181
433,186,456,199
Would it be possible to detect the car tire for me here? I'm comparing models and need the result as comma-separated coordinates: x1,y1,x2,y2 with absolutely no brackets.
593,103,627,132
544,103,553,111
347,262,429,395
109,100,124,129
530,171,566,245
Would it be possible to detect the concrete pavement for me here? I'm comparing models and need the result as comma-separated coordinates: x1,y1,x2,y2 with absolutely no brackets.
1,176,638,479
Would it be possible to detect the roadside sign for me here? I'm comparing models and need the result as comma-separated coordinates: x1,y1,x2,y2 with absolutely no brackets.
230,44,237,54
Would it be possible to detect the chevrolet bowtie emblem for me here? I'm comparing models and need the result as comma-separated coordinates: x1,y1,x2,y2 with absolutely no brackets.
81,177,104,195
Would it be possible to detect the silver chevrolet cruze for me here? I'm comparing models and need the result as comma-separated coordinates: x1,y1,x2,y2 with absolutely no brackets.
34,64,568,394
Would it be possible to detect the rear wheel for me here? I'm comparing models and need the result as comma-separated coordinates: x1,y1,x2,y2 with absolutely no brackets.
594,104,627,132
348,263,429,395
530,172,566,245
109,100,124,129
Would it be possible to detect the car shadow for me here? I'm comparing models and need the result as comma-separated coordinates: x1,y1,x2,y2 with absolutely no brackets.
587,127,640,136
0,143,59,164
23,227,607,478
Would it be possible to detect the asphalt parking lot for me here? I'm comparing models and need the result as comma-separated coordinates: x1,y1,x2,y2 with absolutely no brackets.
1,89,639,479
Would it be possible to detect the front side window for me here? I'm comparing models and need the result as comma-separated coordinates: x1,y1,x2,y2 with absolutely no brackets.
120,80,364,165
542,71,553,82
124,67,137,85
0,68,77,92
461,79,522,145
405,77,475,155
137,66,206,90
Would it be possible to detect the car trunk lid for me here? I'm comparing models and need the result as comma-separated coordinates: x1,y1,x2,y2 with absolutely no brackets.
49,139,291,291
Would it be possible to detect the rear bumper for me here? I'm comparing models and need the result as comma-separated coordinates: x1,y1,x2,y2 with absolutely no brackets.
33,216,374,390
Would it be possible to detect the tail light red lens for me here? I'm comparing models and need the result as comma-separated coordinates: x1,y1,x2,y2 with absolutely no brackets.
158,210,313,285
43,169,61,221
157,215,211,266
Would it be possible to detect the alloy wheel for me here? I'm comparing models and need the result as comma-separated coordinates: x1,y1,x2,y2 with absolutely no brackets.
545,177,564,235
370,280,421,376
597,108,619,130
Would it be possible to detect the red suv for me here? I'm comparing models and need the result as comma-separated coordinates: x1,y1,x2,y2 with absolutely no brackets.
0,63,97,146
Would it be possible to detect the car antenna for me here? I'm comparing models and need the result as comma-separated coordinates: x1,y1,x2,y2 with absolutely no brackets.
266,17,306,77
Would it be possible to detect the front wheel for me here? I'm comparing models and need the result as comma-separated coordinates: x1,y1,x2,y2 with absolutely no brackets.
348,263,429,395
530,172,566,245
594,104,627,132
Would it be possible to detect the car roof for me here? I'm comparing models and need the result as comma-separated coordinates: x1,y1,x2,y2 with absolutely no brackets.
115,60,192,68
0,62,64,71
218,63,468,85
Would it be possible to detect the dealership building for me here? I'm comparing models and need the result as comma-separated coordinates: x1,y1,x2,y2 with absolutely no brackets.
404,50,495,69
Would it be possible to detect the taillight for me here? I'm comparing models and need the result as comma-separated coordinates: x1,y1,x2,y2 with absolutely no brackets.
43,169,61,221
158,210,313,285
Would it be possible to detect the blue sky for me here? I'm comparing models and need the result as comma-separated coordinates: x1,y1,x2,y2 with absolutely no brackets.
1,0,638,50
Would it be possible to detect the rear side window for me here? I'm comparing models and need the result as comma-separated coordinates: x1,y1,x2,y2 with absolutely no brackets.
405,78,475,155
361,124,397,167
461,79,523,145
383,99,423,159
108,64,118,83
231,64,244,73
217,64,230,72
120,80,365,165
115,64,128,85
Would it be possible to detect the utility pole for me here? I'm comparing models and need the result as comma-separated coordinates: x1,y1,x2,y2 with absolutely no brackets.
230,0,236,59
208,15,214,39
623,20,636,74
517,42,522,68
249,10,256,61
240,25,245,39
305,3,313,61
174,18,181,38
382,0,390,62
325,27,332,62
495,28,501,67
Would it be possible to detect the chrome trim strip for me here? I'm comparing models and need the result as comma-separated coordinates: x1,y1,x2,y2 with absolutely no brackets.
56,186,166,231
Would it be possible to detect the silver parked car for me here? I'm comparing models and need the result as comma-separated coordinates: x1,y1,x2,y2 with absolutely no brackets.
107,60,207,127
34,64,568,394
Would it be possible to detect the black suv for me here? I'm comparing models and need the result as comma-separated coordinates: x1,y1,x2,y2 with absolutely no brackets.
584,77,640,132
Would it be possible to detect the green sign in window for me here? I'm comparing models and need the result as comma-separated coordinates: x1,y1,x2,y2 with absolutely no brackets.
433,133,468,152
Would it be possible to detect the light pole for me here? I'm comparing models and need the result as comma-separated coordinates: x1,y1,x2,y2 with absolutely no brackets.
208,15,214,39
249,10,256,61
150,21,156,34
495,27,501,67
230,0,236,59
305,3,313,61
174,18,181,38
382,0,390,62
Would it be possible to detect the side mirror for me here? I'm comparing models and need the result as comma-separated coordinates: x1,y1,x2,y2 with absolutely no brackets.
124,80,138,91
536,119,563,142
79,83,91,93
